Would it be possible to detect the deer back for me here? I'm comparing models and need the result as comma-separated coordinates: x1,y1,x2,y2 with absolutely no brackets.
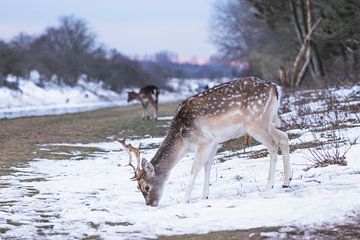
171,77,280,139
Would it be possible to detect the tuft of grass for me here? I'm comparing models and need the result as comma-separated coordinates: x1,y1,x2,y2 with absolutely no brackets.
304,135,358,171
0,228,9,234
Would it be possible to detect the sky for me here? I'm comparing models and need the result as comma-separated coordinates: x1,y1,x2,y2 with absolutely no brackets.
0,0,216,62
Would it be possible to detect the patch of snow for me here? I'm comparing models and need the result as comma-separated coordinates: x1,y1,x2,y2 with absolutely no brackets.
157,116,173,121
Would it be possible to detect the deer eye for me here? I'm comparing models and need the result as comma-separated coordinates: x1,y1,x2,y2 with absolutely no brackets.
144,185,150,192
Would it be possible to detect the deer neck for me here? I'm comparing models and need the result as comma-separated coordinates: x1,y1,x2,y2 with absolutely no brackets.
150,128,186,181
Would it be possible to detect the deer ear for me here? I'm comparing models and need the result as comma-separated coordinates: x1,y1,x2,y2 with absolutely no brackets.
142,158,155,177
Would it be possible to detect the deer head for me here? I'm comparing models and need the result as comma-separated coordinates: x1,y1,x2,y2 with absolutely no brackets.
127,91,137,102
118,138,163,206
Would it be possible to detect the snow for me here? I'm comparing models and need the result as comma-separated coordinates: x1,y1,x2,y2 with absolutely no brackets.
0,131,360,239
0,76,359,239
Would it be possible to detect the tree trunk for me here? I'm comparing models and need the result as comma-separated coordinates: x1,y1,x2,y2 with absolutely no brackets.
290,0,305,44
289,0,325,85
311,43,325,77
305,0,314,80
0,75,5,86
279,65,289,86
296,53,310,86
354,52,359,79
291,18,322,86
305,0,325,80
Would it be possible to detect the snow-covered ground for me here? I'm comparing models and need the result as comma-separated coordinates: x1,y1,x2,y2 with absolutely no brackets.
0,127,359,239
0,73,226,119
0,77,359,239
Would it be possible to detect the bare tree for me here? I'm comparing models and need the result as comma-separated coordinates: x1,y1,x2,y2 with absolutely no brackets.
33,16,96,85
211,0,360,87
210,0,297,80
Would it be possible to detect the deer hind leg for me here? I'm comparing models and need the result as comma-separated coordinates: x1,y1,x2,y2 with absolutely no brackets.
147,95,158,120
184,141,216,203
246,126,279,189
273,128,291,187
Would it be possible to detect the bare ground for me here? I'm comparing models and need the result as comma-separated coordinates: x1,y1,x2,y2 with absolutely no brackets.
0,102,179,175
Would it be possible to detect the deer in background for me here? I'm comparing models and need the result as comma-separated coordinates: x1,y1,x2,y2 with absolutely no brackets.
120,77,291,207
127,85,159,120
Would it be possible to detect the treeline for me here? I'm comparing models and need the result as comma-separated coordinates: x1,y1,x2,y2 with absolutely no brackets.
0,16,240,91
211,0,360,87
0,16,153,90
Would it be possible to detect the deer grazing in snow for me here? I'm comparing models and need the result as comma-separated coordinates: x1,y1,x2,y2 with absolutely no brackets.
120,77,291,207
127,85,159,120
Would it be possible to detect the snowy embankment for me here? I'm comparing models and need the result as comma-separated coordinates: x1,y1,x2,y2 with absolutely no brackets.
0,74,226,119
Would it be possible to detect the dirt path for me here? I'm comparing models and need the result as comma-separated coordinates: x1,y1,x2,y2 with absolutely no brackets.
0,102,179,175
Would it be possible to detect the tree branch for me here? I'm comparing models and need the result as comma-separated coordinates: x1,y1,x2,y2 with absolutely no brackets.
296,53,311,86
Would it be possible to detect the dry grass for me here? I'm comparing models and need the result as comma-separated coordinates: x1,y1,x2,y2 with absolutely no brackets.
281,86,360,171
159,226,281,240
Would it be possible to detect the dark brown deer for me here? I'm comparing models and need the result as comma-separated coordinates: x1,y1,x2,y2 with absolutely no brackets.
120,77,291,206
127,85,159,120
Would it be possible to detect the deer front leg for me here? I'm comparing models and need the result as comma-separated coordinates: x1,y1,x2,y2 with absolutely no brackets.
144,102,150,120
202,144,217,199
141,101,150,120
140,101,146,120
184,142,214,203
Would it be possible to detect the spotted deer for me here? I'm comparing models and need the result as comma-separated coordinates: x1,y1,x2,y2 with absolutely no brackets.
127,85,159,120
120,77,291,206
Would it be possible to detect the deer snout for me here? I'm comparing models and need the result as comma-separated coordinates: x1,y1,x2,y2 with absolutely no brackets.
146,200,159,207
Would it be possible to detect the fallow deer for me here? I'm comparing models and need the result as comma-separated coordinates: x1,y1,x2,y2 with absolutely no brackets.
120,77,291,207
127,85,159,120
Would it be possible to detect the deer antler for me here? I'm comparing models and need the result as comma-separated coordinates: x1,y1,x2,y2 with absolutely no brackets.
118,138,142,180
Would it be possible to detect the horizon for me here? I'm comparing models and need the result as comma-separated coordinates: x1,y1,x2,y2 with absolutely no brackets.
0,0,216,62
